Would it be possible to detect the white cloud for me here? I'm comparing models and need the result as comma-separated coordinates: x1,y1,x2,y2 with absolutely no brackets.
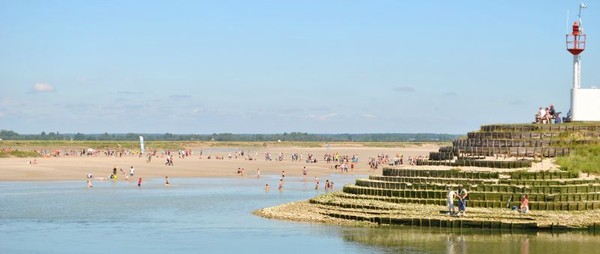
308,113,338,121
362,113,377,119
32,83,55,93
191,107,205,114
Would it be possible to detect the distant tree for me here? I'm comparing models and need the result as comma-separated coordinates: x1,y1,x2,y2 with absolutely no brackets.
100,132,111,140
73,133,86,140
125,133,138,140
0,130,19,140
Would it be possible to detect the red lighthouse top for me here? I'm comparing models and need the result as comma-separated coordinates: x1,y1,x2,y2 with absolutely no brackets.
567,21,586,55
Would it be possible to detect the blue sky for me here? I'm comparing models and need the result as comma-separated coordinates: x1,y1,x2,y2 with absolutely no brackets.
1,1,598,134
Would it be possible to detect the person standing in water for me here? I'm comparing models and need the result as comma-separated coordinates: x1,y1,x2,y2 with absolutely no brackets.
256,168,261,178
314,177,320,190
278,179,284,191
265,183,270,192
165,176,170,187
302,167,308,181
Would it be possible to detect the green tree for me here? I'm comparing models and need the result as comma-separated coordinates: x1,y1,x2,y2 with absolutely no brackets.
0,130,19,140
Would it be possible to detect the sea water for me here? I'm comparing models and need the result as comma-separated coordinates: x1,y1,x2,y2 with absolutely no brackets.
0,176,598,254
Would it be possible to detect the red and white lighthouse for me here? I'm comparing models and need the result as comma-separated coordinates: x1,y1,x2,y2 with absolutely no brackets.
566,19,586,120
566,20,585,85
565,3,600,122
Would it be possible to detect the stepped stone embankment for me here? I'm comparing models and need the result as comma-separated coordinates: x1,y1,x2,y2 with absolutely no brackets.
256,123,600,230
429,123,600,161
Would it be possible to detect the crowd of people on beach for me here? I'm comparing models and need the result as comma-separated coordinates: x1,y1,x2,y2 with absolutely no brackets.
235,164,338,193
85,165,173,188
47,147,427,200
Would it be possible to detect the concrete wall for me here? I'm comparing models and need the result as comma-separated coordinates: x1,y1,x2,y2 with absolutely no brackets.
572,88,600,121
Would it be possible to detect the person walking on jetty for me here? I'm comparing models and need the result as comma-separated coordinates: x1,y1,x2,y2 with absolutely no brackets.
446,186,456,216
457,185,468,216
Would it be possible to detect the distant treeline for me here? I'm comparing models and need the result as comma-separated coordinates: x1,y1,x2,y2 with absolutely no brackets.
0,130,460,142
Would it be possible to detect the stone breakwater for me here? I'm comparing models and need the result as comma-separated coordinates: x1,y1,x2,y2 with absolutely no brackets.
256,123,600,230
430,123,600,161
255,191,600,230
255,166,600,230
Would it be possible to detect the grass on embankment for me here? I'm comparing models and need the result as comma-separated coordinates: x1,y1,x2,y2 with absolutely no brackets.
0,150,41,158
556,144,600,174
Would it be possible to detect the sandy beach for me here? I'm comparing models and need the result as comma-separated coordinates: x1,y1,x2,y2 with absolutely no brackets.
0,144,439,181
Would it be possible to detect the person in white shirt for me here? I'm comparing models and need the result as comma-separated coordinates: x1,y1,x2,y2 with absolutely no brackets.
447,186,457,215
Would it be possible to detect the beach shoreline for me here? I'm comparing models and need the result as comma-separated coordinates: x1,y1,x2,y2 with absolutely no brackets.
0,144,439,182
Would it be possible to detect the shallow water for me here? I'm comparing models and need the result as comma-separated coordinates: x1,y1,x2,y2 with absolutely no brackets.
1,176,598,254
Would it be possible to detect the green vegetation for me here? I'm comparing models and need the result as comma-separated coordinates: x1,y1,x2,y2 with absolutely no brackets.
0,129,460,142
556,144,600,174
0,150,40,158
0,140,443,157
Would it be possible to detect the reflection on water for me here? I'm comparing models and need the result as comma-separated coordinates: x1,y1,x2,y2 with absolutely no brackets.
341,226,599,254
1,177,599,254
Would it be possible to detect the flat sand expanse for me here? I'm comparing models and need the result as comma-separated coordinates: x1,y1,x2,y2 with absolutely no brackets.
0,144,439,181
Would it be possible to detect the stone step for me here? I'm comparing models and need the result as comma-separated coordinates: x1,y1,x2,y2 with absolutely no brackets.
337,190,600,210
356,178,600,194
343,185,600,203
501,178,600,186
369,175,497,185
416,159,532,168
382,168,500,179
